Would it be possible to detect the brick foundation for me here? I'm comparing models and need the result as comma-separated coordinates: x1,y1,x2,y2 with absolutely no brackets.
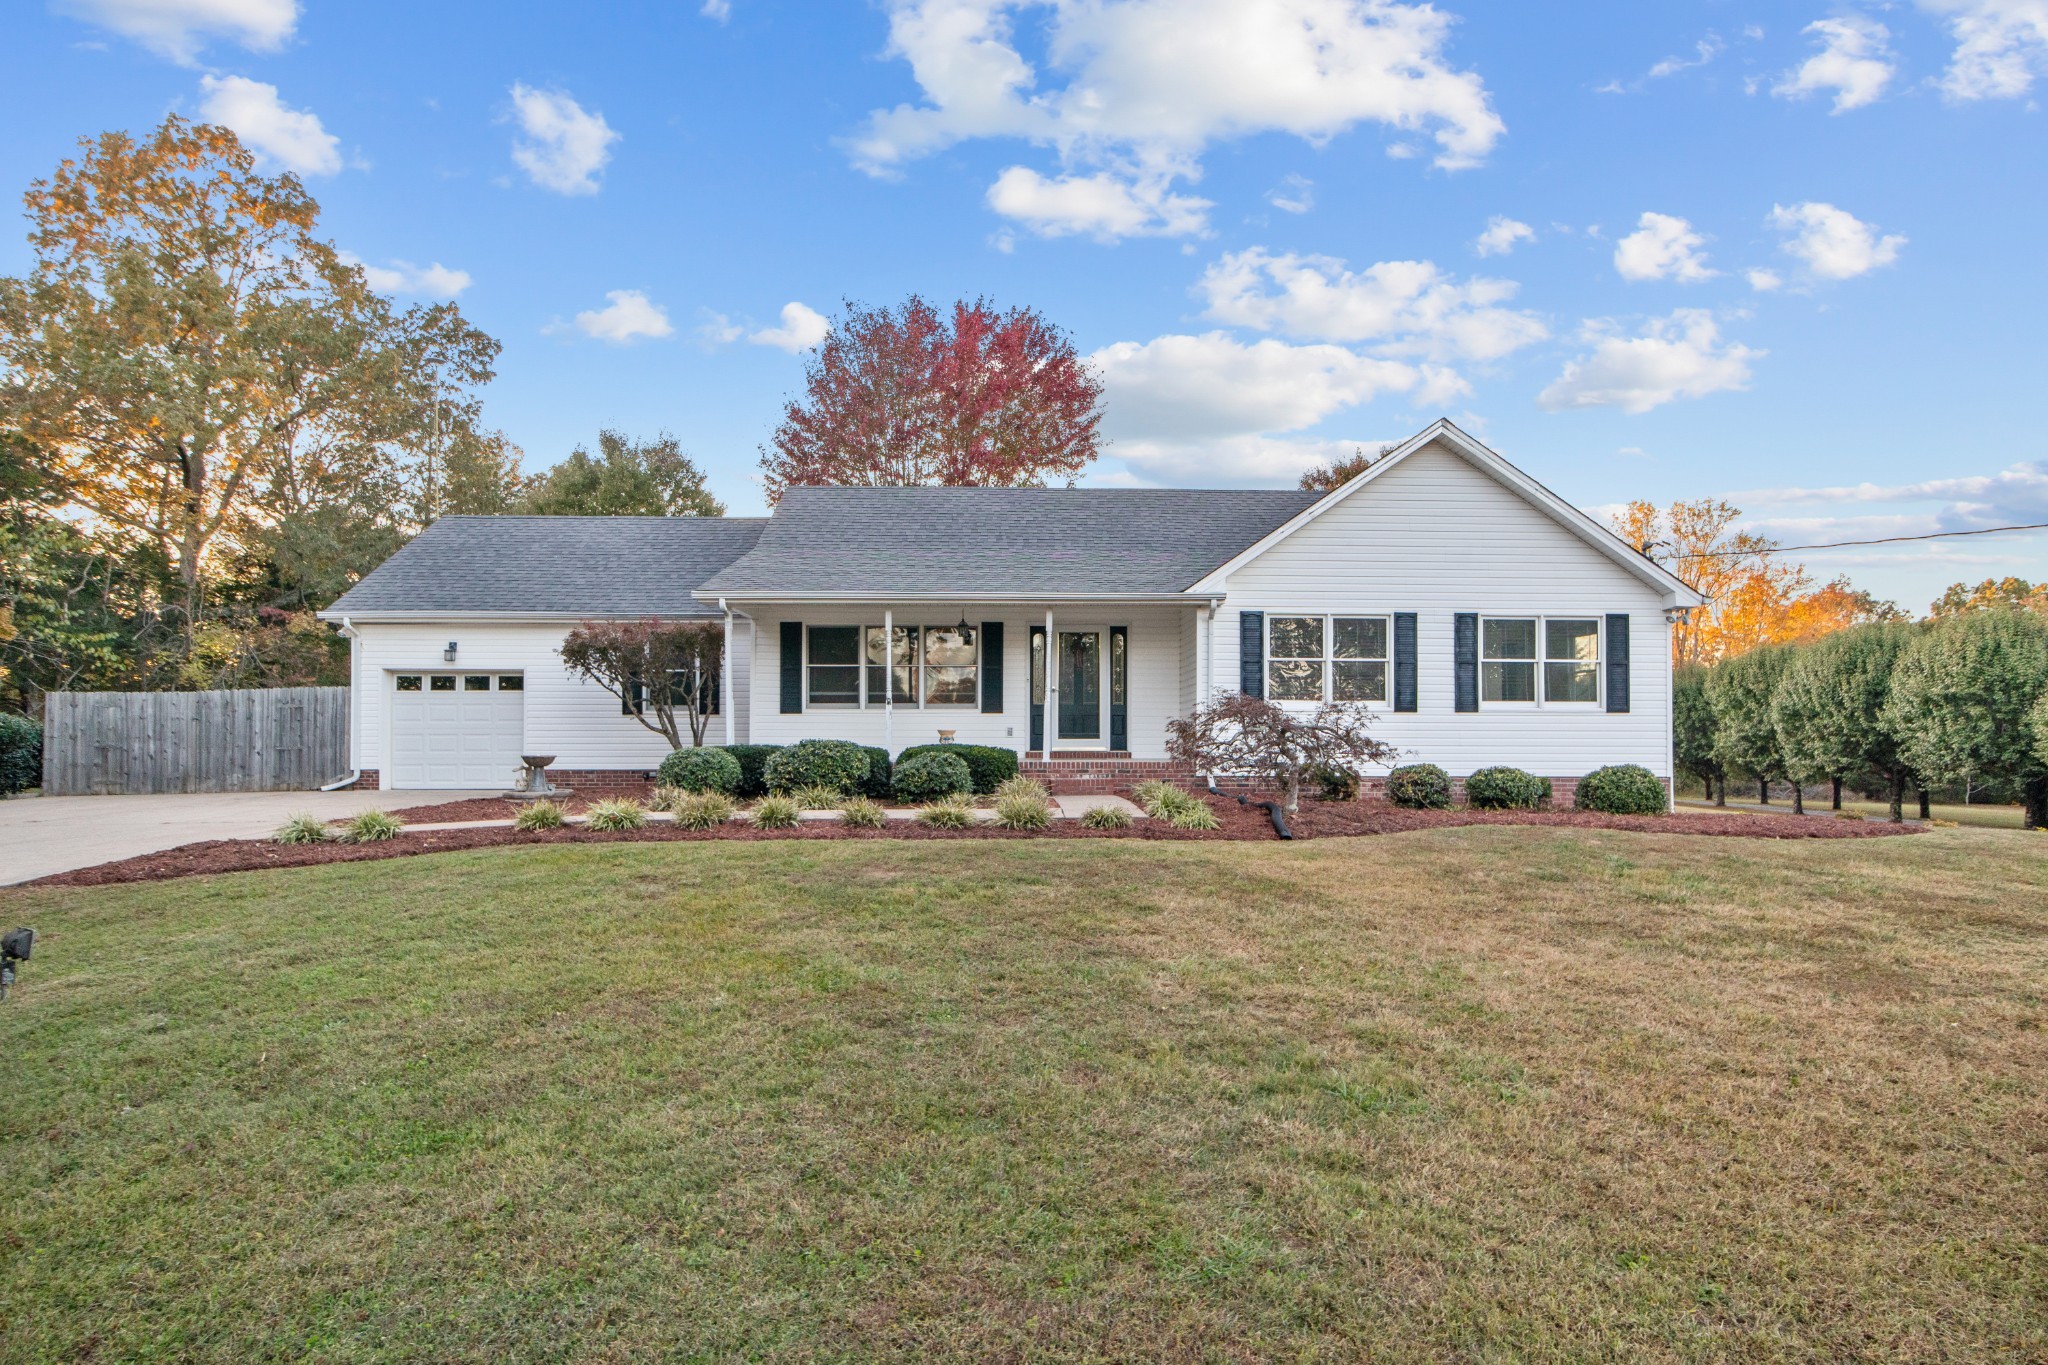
1021,755,1196,794
536,768,660,798
342,769,380,791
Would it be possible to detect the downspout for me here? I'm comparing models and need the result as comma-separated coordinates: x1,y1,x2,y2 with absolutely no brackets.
1663,606,1684,812
720,598,735,747
319,616,362,791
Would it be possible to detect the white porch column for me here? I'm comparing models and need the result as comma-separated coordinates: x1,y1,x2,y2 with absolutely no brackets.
721,599,735,747
883,607,894,755
1043,607,1056,754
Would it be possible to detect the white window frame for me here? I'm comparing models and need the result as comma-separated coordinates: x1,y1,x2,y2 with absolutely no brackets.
1478,615,1602,709
1264,613,1393,707
805,623,981,710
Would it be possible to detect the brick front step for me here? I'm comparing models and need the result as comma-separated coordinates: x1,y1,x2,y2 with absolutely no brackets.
1021,757,1195,794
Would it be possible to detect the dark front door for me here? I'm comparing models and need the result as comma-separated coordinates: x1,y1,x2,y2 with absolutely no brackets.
1057,631,1101,741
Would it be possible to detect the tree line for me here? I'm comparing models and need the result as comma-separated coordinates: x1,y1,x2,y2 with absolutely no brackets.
1673,596,2048,828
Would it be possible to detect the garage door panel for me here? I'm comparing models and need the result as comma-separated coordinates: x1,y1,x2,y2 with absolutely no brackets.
387,672,525,789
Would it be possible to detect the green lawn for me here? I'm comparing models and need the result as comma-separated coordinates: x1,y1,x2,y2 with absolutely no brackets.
3,829,2045,1361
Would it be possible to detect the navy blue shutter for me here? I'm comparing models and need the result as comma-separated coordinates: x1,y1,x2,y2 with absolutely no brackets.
981,621,1004,713
1109,625,1128,750
1029,625,1045,750
622,676,644,716
1393,612,1418,712
779,621,803,714
1239,610,1265,697
1605,614,1631,713
1454,613,1479,713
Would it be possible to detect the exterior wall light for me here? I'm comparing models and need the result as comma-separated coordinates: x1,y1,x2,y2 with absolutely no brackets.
444,641,458,661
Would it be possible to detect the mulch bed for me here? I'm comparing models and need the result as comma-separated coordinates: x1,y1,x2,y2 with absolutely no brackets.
26,793,1917,891
385,796,597,821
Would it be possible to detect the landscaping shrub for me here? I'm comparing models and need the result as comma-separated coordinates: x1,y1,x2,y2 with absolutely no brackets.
0,712,42,795
993,791,1053,830
893,750,973,803
1311,766,1360,802
1081,804,1133,830
671,792,735,830
765,739,869,794
338,809,405,843
1169,802,1221,831
271,814,329,845
1575,764,1669,816
1386,764,1453,810
751,795,800,828
1465,766,1548,810
723,745,783,799
839,796,887,828
994,774,1049,802
787,785,843,811
896,743,1016,794
657,747,741,794
514,800,566,831
856,746,893,800
915,795,976,828
1133,780,1201,820
584,798,649,831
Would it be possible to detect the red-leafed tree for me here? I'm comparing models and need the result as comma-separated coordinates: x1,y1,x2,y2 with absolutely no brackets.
758,295,1104,501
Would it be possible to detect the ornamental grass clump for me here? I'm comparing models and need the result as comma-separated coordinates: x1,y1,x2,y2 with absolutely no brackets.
271,814,330,845
993,775,1049,803
671,792,735,830
1168,801,1221,831
1464,766,1548,811
583,799,648,832
1133,781,1200,820
338,809,405,844
1080,804,1133,830
751,795,801,829
513,800,566,831
915,794,977,828
1575,765,1668,816
839,796,888,828
1385,764,1453,810
787,785,843,811
993,790,1054,830
657,747,742,794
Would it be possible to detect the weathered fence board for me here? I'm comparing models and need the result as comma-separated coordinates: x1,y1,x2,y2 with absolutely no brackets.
41,688,350,795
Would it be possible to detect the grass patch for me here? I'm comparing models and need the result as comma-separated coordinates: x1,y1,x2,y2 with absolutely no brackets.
1,828,2044,1359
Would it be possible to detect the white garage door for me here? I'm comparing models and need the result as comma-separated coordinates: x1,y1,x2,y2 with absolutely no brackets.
388,672,526,789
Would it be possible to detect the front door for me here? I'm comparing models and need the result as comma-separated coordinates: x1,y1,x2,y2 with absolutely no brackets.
1057,631,1101,741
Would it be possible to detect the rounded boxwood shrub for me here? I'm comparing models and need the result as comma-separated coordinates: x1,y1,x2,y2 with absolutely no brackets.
0,712,43,796
1465,765,1548,810
893,750,973,802
1386,763,1452,810
856,745,893,800
1575,764,1668,816
894,743,1017,794
1311,766,1359,802
764,739,870,794
723,745,783,799
657,746,742,794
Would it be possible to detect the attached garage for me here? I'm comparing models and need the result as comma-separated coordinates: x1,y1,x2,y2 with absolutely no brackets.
387,672,525,789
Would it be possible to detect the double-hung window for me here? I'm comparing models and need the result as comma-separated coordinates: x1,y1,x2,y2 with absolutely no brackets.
1267,615,1391,703
810,623,979,707
1481,617,1600,705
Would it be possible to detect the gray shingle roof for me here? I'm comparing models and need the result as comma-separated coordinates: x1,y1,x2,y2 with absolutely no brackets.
698,486,1323,596
325,516,767,616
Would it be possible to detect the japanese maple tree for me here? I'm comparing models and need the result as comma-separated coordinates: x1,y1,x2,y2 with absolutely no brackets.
560,618,724,749
759,295,1103,500
1166,694,1399,815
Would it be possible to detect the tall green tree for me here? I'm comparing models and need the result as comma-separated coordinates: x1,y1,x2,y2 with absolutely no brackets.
1672,664,1725,805
1884,609,2048,829
0,117,505,643
520,430,722,518
1706,644,1797,808
1772,622,1920,821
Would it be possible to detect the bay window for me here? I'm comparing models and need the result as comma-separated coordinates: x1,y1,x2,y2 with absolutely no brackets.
1266,614,1391,703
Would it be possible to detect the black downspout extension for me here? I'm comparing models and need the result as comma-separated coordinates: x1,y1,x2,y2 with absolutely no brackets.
1206,777,1293,840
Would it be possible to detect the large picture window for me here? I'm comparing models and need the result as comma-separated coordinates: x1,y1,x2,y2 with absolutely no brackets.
1482,617,1600,705
812,622,979,707
1266,615,1390,703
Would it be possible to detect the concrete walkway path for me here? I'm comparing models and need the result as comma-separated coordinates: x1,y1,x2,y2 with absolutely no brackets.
0,790,497,885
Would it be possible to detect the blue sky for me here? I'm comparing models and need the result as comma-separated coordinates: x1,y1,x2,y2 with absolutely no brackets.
4,0,2046,611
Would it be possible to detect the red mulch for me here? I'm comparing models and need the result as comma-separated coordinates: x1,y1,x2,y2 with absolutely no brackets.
384,796,596,821
24,793,1916,891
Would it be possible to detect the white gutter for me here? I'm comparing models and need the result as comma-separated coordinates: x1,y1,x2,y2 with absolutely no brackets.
319,615,363,791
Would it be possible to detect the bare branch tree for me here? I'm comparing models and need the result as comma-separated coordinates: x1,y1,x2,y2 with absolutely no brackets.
1166,693,1399,814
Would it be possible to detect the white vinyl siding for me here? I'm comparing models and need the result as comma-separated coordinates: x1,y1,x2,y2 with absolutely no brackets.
1215,438,1673,778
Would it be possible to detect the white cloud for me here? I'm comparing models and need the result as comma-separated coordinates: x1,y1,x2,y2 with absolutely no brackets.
1648,35,1725,79
1920,0,2048,99
1197,248,1548,365
1730,462,2048,530
748,302,831,352
986,166,1211,239
1746,267,1784,292
851,0,1504,241
197,75,340,176
573,290,673,344
1473,215,1534,257
1767,201,1905,280
1266,173,1314,214
341,254,471,298
697,311,744,345
1773,16,1896,112
1537,309,1761,414
701,0,732,18
59,0,296,64
507,84,619,196
1613,212,1716,283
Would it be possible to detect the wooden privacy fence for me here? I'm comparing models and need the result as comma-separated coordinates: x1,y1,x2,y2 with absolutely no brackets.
41,687,350,795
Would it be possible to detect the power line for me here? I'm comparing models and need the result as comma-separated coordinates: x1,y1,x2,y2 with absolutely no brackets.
1663,521,2048,560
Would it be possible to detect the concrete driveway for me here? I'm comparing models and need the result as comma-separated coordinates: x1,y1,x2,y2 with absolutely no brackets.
0,789,496,886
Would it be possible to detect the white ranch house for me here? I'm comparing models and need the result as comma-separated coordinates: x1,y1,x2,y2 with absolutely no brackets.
319,421,1704,797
